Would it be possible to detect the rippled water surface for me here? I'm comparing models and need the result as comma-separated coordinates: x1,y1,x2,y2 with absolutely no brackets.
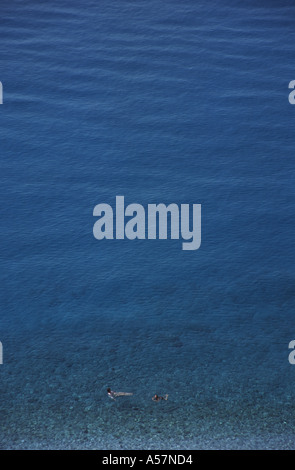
0,0,295,449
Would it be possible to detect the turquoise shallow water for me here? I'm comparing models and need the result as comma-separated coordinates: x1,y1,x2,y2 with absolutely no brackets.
0,0,295,449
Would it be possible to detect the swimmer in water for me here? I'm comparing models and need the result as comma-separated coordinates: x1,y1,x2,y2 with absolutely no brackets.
152,394,168,402
107,387,133,400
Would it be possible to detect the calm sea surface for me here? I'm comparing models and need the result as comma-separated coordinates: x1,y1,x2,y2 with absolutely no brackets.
0,0,295,449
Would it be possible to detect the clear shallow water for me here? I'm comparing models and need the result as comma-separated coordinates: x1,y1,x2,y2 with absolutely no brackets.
0,0,295,449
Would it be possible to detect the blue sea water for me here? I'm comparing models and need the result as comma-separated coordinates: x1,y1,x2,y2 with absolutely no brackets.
0,0,295,449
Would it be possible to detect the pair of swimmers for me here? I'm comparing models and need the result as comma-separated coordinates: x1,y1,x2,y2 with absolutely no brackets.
107,388,168,402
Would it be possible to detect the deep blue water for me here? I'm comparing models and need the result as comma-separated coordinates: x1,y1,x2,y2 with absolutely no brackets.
1,0,295,449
